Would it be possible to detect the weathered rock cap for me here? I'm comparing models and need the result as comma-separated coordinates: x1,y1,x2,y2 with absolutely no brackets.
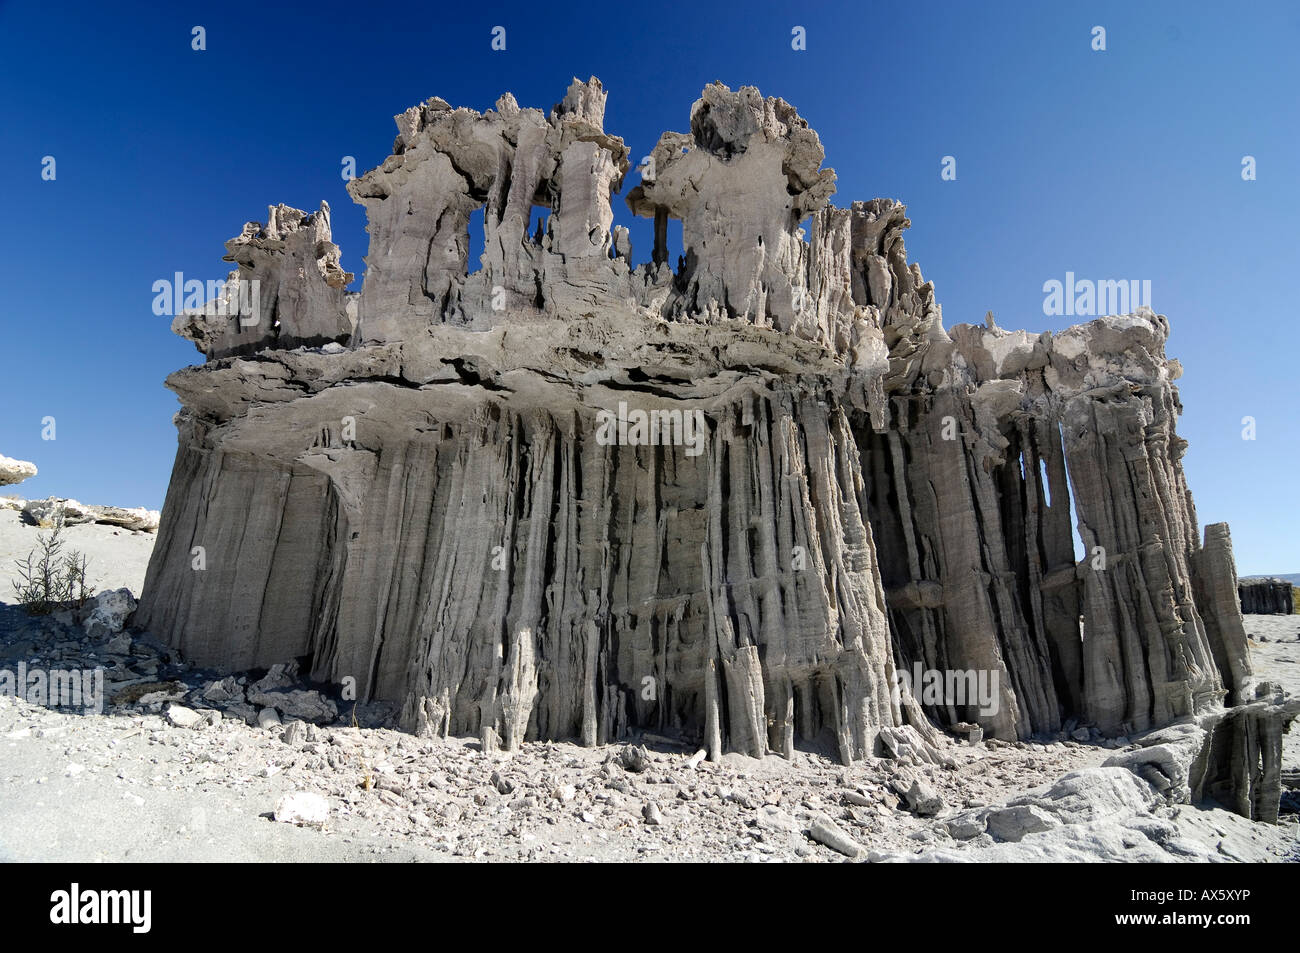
171,201,354,361
0,455,36,487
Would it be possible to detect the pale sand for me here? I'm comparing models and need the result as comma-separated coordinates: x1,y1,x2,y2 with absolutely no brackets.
0,507,156,604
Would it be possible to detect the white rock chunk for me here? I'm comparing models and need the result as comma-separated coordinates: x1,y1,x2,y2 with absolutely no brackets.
84,588,137,640
0,455,36,487
165,705,203,728
274,791,330,827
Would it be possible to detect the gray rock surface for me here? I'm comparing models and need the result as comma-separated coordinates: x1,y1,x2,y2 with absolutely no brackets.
247,689,337,724
1190,684,1300,823
889,766,1269,862
1194,524,1256,703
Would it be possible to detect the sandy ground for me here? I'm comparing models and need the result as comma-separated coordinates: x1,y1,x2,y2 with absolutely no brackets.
0,505,154,600
0,649,1118,863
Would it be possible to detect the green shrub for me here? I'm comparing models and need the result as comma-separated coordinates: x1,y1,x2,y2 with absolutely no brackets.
10,520,94,615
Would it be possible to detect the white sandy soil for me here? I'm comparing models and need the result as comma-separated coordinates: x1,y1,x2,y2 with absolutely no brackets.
0,506,155,602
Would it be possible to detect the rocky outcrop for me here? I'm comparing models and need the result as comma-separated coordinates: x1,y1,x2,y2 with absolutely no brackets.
0,455,36,487
172,202,354,360
1191,524,1255,704
21,497,160,533
1238,578,1293,615
885,761,1280,862
626,83,837,337
136,80,1284,815
1190,684,1300,822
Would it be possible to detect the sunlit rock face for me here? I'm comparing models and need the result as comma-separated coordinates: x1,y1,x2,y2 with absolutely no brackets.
138,79,1270,797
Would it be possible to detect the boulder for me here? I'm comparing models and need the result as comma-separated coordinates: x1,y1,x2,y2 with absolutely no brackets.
22,497,96,526
897,778,944,817
247,689,337,724
165,704,203,728
84,588,137,640
984,804,1059,842
808,816,864,858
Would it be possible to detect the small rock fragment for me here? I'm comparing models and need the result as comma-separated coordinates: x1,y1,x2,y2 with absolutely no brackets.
274,791,329,827
166,705,203,728
619,744,649,773
104,633,132,655
282,720,307,745
808,817,863,858
901,779,944,816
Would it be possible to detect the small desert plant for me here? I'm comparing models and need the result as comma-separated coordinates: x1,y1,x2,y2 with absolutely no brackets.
352,704,374,791
11,519,94,615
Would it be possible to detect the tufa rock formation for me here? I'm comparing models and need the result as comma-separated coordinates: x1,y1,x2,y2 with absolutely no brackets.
1190,684,1300,823
137,80,1290,815
171,201,355,360
19,497,160,533
1238,577,1293,615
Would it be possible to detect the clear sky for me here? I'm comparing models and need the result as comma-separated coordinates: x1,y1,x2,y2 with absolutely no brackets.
1,0,1296,574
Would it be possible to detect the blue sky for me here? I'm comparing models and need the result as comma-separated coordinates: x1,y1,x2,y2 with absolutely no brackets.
1,0,1296,573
